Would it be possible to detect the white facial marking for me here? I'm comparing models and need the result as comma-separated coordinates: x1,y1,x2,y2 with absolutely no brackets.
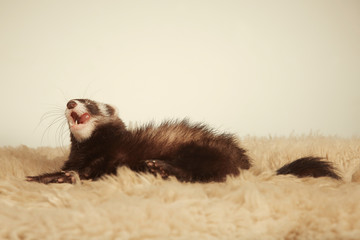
65,99,121,143
65,100,97,143
98,103,109,116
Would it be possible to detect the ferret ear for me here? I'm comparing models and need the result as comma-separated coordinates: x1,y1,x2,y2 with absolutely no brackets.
106,104,119,117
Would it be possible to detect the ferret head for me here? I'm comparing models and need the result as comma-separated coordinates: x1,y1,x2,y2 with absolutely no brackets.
65,99,119,142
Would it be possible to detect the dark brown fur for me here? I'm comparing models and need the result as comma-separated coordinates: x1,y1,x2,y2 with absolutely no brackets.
64,119,250,182
27,99,340,184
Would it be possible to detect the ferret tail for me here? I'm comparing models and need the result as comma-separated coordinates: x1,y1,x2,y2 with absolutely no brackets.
276,157,340,180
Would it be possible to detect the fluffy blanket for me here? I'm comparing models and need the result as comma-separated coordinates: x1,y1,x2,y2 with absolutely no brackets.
1,136,360,240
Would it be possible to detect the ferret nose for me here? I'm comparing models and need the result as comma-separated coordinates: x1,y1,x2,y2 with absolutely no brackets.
67,100,77,109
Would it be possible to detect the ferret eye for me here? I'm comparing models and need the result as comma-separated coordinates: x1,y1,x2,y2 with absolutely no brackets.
86,104,100,115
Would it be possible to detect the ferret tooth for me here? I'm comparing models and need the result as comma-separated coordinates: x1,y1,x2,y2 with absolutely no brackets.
75,119,79,124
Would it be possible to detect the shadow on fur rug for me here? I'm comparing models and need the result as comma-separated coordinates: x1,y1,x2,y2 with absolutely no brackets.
1,135,360,239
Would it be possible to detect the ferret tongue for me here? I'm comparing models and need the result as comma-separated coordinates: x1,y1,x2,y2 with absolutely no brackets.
79,113,90,124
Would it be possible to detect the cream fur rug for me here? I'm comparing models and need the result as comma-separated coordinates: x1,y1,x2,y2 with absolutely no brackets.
1,136,360,240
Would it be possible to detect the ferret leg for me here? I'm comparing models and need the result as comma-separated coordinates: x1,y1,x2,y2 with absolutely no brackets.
26,171,80,184
144,160,188,181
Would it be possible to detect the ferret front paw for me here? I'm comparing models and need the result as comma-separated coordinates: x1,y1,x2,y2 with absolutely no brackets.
26,171,80,184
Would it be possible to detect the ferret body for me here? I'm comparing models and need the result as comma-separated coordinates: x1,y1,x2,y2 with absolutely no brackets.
27,99,340,184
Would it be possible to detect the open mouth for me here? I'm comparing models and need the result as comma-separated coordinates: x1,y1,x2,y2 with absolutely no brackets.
71,112,90,125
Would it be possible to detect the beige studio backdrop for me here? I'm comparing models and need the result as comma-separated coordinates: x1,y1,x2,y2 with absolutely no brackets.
0,0,359,147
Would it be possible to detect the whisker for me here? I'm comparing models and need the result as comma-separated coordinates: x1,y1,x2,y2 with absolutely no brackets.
55,125,62,152
57,120,69,152
56,88,70,103
35,95,70,147
82,81,93,99
55,120,64,147
41,114,67,145
33,111,63,134
39,113,63,124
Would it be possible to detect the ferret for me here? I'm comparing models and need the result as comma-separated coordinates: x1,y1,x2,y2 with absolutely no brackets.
27,99,340,184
